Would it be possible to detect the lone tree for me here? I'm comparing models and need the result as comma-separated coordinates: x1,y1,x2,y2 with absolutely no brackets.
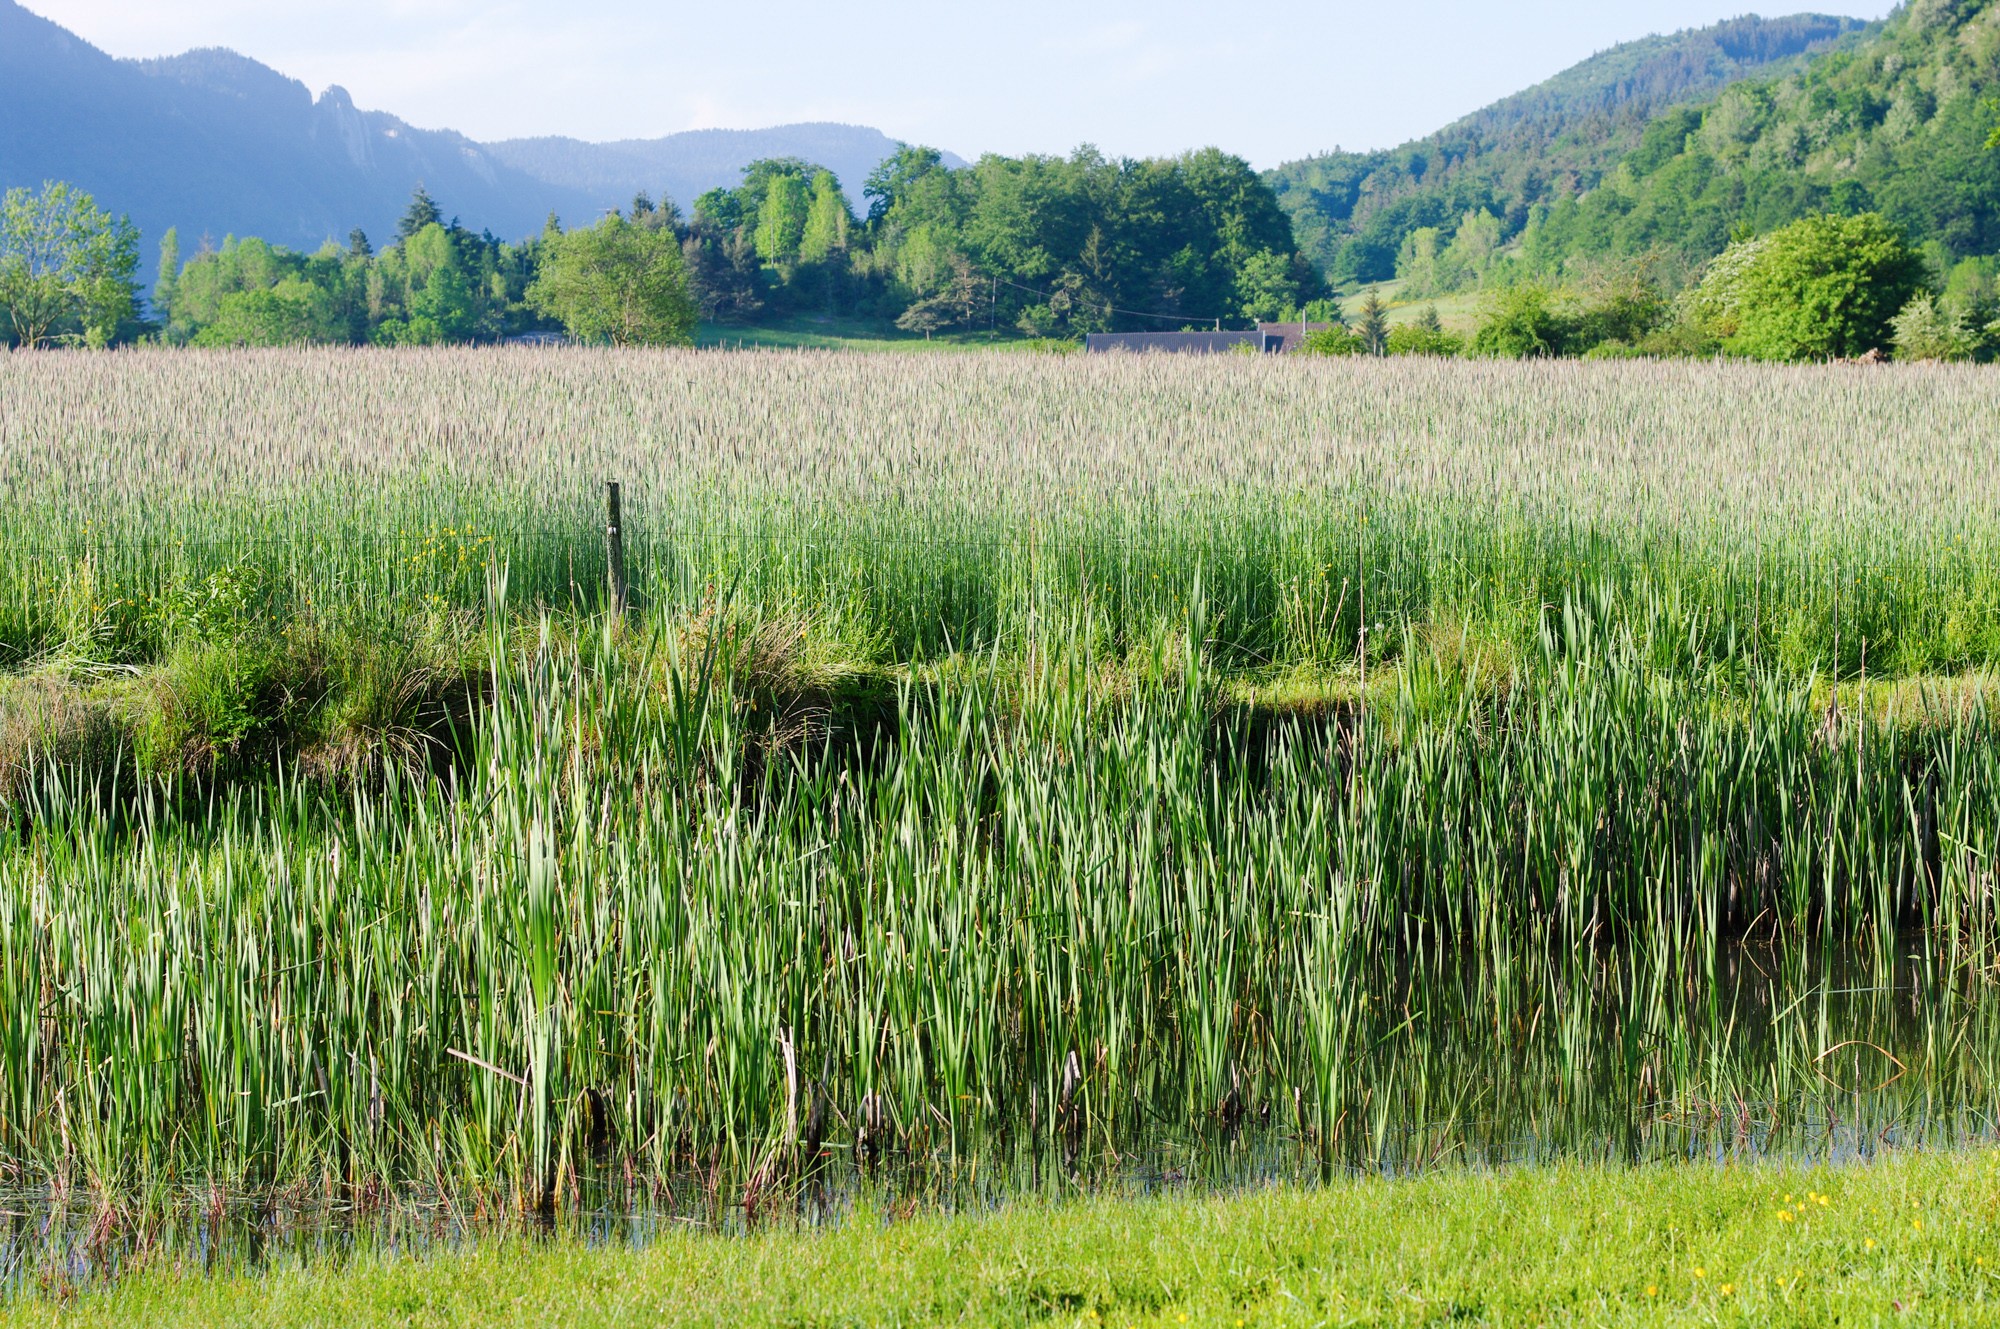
528,215,698,346
0,181,140,348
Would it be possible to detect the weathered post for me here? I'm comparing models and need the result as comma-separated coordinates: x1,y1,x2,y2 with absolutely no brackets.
605,481,628,616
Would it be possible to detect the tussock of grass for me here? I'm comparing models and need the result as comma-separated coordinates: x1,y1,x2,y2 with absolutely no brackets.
0,610,491,801
0,671,125,806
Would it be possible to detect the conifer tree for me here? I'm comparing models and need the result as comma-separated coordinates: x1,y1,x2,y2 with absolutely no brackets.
1357,289,1391,356
397,186,443,243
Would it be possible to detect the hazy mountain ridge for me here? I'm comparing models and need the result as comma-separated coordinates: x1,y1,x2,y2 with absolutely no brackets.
1268,13,1875,282
0,1,586,248
488,126,969,215
0,0,951,250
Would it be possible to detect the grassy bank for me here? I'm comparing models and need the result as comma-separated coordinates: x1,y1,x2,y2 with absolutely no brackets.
9,1150,2000,1325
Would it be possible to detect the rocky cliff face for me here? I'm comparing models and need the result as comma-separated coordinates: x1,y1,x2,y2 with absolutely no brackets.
313,86,375,171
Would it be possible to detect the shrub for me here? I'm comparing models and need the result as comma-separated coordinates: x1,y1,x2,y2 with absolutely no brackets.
1571,276,1669,348
190,286,321,348
1299,324,1365,356
135,637,285,776
1892,293,1976,362
1471,286,1574,358
1386,319,1463,357
1694,213,1927,362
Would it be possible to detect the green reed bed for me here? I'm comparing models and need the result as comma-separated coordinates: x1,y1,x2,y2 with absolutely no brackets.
3,603,1996,1205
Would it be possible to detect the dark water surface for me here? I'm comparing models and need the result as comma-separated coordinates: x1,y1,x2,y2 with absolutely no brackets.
5,935,1997,1300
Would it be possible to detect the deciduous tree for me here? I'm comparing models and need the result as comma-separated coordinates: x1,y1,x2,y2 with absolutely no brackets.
528,215,697,346
0,182,139,348
754,174,810,271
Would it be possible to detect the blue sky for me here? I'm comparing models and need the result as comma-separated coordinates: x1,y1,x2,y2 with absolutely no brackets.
27,1,1900,166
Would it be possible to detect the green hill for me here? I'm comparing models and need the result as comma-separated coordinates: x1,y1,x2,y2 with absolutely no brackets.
1268,14,1873,285
1524,0,2000,276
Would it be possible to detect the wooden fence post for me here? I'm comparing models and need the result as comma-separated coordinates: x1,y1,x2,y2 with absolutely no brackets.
605,481,628,616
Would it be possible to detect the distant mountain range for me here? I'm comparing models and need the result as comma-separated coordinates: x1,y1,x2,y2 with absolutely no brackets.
0,0,958,250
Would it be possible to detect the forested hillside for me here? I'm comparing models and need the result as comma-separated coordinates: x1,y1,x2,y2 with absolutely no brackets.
1524,0,2000,275
1268,14,1871,284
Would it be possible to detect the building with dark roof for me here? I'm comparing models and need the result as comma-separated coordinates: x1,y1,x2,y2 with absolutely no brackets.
1255,322,1339,353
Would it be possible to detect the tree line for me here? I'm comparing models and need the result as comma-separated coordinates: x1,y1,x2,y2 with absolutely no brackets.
5,159,1995,363
1302,210,2000,364
685,145,1320,337
0,144,1325,350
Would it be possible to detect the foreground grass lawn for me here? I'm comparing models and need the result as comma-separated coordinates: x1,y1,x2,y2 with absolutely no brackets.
9,1150,2000,1326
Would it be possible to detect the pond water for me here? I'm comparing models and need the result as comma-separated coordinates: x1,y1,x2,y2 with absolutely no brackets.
4,934,1996,1301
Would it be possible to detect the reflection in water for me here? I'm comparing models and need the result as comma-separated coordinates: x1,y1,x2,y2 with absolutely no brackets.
5,935,1995,1300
